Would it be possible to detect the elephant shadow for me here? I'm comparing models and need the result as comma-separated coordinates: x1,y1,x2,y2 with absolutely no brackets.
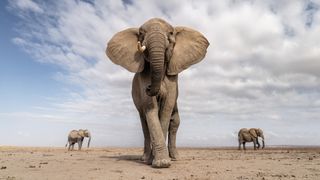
101,155,144,165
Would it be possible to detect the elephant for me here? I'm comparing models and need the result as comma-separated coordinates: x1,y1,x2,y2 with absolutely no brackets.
238,128,265,150
65,129,91,151
106,18,209,168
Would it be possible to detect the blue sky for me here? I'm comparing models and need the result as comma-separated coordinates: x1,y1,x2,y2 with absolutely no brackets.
1,0,320,147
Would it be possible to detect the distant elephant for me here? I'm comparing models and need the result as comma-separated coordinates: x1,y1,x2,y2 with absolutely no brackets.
238,128,265,150
106,18,209,168
65,129,91,151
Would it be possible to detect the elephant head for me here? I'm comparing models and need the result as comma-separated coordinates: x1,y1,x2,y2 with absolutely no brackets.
249,128,265,148
106,18,209,96
78,129,91,148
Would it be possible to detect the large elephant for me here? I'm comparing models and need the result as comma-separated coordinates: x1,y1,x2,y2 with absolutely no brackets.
65,129,91,151
106,18,209,168
238,128,265,150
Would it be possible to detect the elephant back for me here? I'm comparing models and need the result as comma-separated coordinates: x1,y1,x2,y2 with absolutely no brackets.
68,130,79,139
238,128,248,136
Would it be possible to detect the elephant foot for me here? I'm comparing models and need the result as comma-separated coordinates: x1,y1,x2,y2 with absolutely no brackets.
169,148,179,161
151,150,171,168
141,152,150,161
152,158,171,168
141,152,153,165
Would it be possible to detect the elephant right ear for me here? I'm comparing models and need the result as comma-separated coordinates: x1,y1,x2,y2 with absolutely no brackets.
78,129,85,137
106,28,145,73
249,129,258,138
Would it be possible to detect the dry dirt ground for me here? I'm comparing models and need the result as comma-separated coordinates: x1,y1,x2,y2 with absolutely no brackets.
0,146,319,180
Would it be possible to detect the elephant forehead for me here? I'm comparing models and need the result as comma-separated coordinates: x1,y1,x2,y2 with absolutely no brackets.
141,18,173,32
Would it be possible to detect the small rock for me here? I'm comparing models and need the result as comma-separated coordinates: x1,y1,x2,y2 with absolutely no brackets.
291,175,296,177
1,166,7,170
141,176,145,179
309,157,313,160
29,165,36,168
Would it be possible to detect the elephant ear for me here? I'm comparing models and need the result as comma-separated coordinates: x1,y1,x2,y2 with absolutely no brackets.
78,129,85,137
257,128,263,136
106,28,144,73
249,129,258,138
167,26,209,75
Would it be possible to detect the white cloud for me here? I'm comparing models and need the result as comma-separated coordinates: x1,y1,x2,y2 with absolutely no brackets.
8,0,43,13
6,0,320,146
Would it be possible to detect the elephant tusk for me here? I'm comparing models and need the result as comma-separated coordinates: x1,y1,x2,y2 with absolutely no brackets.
137,41,146,52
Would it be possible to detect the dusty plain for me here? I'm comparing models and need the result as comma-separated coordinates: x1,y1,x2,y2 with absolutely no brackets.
0,146,320,180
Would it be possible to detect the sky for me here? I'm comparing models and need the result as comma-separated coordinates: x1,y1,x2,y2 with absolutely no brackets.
0,0,320,147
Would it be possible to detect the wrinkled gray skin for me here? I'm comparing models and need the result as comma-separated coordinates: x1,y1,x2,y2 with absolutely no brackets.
238,128,265,150
106,18,209,168
65,129,91,151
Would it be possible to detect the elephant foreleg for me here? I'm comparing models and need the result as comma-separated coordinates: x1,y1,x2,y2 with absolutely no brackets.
139,111,152,164
256,138,261,149
243,142,246,150
168,104,180,160
68,142,71,151
78,138,83,150
159,98,176,142
253,139,257,150
145,98,170,168
71,143,75,151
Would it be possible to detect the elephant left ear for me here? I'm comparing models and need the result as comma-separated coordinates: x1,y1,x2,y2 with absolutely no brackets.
249,129,258,138
78,129,84,137
167,26,209,75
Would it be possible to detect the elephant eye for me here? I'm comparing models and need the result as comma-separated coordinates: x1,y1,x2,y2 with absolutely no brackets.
139,28,146,35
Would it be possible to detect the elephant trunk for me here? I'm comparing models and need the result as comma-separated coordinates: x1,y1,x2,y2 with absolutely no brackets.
87,134,91,148
145,31,166,96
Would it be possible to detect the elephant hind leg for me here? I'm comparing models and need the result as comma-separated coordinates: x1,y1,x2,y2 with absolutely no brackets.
168,104,180,160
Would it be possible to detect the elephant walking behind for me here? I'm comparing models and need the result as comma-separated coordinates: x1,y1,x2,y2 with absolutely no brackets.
106,18,209,168
238,128,265,150
65,129,91,151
